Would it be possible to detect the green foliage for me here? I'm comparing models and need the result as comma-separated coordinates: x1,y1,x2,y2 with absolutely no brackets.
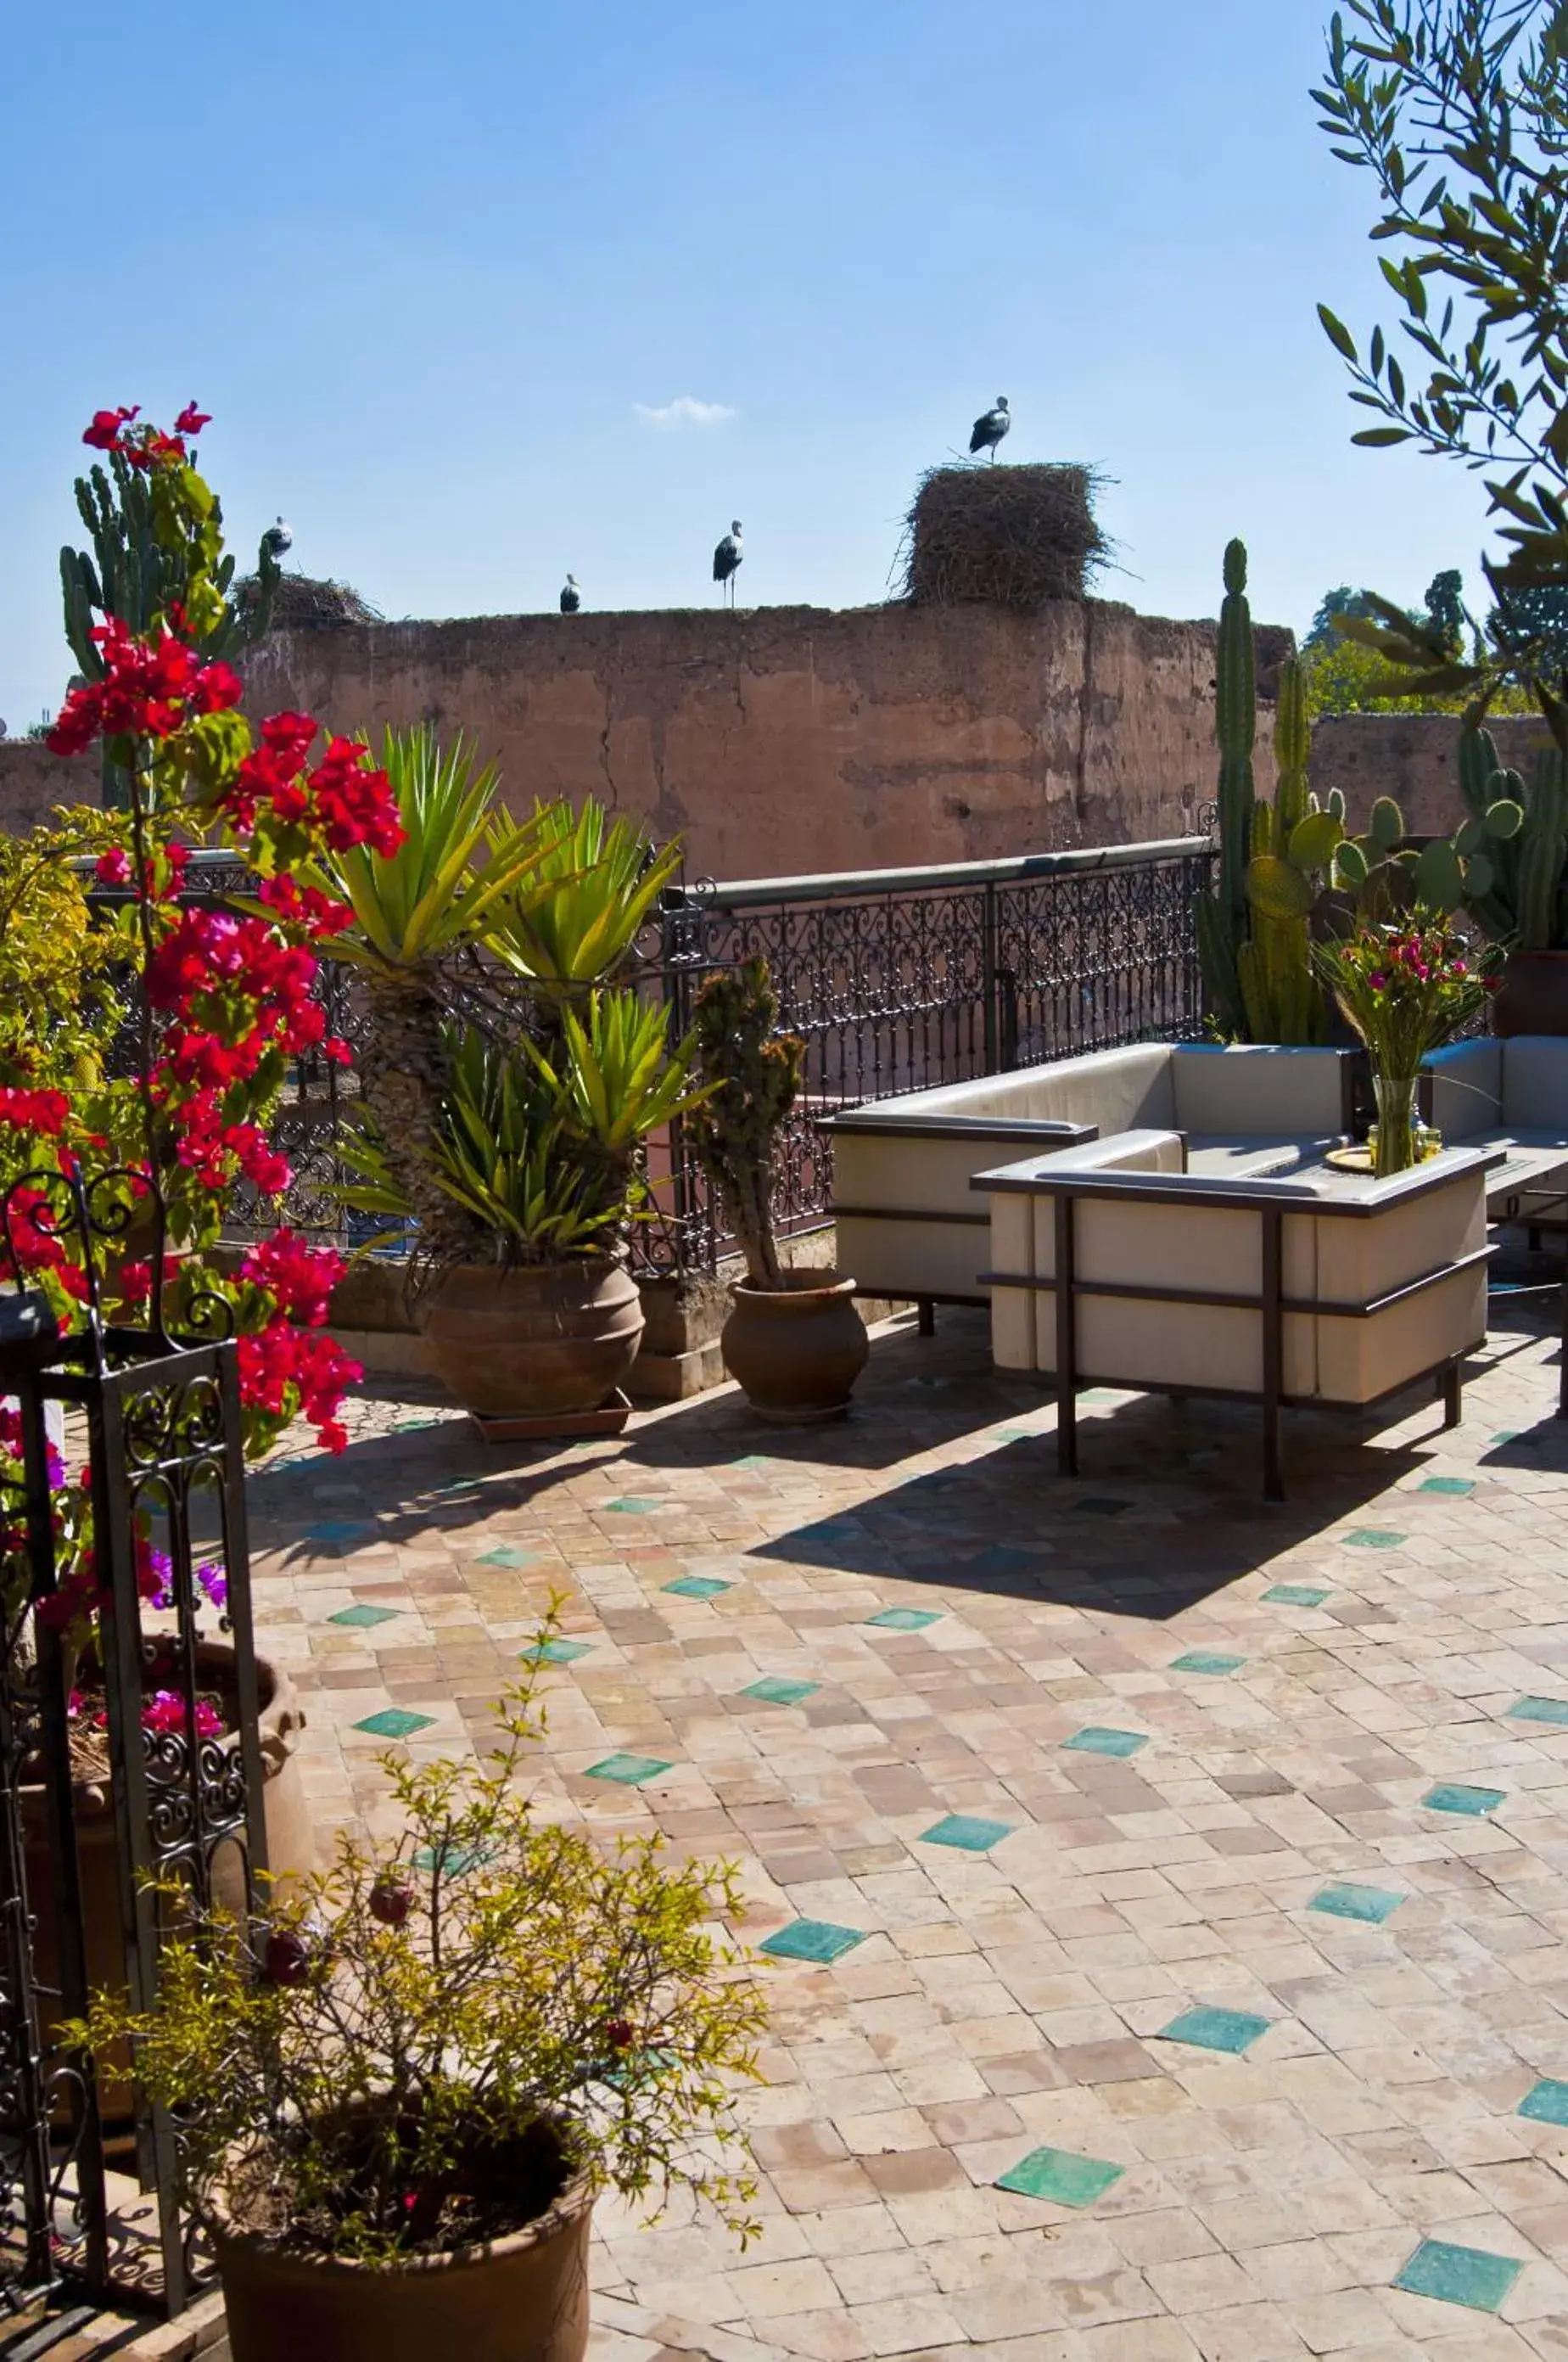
687,959,805,1288
311,729,547,979
65,1631,767,2264
1315,0,1568,747
1302,630,1536,717
60,448,280,806
1303,585,1382,654
490,799,684,1008
1459,720,1568,946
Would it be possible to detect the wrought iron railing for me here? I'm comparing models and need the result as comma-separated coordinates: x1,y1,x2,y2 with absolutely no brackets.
88,836,1215,1276
650,838,1215,1271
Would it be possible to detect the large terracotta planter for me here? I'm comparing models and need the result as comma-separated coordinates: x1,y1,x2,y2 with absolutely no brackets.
213,2164,593,2362
23,1647,311,2118
420,1256,642,1421
1492,951,1568,1036
721,1271,869,1425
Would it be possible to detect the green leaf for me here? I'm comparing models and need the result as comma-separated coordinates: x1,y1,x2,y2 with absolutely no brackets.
1352,427,1415,446
1319,305,1360,363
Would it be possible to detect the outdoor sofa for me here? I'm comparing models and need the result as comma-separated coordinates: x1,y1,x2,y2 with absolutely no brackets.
826,1041,1359,1314
972,1128,1497,1498
1421,1035,1568,1222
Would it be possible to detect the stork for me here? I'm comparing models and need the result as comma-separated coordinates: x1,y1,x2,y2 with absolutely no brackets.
559,574,580,614
713,521,743,605
261,515,294,562
968,397,1011,461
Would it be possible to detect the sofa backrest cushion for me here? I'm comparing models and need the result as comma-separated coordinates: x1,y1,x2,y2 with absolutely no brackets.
1504,1035,1568,1133
1423,1038,1502,1138
1170,1044,1349,1136
855,1044,1177,1135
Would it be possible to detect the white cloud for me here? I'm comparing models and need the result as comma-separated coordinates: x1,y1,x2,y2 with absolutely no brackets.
633,395,736,431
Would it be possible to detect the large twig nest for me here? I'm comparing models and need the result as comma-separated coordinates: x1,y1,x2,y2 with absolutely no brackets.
234,573,384,631
898,463,1107,614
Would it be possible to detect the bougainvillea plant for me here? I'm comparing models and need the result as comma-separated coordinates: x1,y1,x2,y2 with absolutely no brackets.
0,403,404,1712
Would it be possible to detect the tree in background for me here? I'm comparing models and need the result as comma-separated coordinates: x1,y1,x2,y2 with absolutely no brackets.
1315,0,1568,743
1303,586,1384,653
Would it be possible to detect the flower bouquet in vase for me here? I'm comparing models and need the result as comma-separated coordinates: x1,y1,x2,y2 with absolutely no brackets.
1313,916,1501,1175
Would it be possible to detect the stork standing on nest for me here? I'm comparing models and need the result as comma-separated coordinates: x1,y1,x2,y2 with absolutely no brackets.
261,515,294,562
968,397,1011,462
713,521,743,605
559,574,580,614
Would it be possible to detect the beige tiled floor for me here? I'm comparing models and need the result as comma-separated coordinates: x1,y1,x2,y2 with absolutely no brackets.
248,1286,1568,2359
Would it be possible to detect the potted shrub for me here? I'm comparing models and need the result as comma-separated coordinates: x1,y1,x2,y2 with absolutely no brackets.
321,778,697,1427
1313,912,1501,1174
689,957,868,1422
412,1001,704,1422
67,1632,767,2362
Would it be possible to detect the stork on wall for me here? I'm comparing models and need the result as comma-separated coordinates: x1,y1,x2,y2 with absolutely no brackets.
713,521,743,605
968,397,1011,461
559,575,580,614
261,515,294,561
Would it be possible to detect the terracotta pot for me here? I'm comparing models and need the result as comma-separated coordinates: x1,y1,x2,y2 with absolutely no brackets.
721,1271,869,1425
1492,951,1568,1036
420,1256,642,1421
213,2165,593,2362
22,1647,312,2118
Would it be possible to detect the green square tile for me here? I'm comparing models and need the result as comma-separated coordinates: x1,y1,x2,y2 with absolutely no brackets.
921,1814,1015,1853
353,1708,434,1740
995,1428,1039,1443
996,2146,1125,2208
412,1843,489,1875
1343,1529,1407,1550
392,1417,441,1432
731,1454,772,1469
1263,1583,1330,1608
329,1602,398,1628
1158,2006,1271,2056
1509,1695,1568,1726
866,1607,943,1631
524,1638,593,1665
1419,1476,1475,1496
1063,1726,1149,1759
475,1546,537,1569
1519,2077,1568,2127
1169,1650,1245,1676
605,1497,664,1514
741,1677,820,1706
663,1576,732,1600
308,1519,372,1542
585,1753,671,1786
1393,2238,1522,2314
1423,1781,1504,1817
759,1919,865,1965
1309,1882,1405,1926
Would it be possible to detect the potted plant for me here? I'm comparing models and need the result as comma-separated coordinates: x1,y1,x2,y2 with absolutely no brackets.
67,1630,766,2362
688,957,868,1422
412,999,705,1424
321,777,697,1428
1313,914,1501,1175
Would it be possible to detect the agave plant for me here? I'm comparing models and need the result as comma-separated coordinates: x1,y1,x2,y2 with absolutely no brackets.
490,799,682,1011
307,727,551,1248
423,996,707,1268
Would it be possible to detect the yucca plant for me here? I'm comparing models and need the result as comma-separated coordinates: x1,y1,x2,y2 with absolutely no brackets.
426,999,706,1267
308,727,551,1248
490,799,682,1011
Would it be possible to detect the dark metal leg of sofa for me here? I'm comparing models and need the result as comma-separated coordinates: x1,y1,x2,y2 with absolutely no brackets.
916,1299,935,1338
1441,1359,1463,1429
1056,1388,1078,1477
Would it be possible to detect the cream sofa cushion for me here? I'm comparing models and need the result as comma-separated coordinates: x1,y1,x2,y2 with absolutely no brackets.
1170,1044,1350,1136
1424,1038,1503,1138
1504,1036,1568,1131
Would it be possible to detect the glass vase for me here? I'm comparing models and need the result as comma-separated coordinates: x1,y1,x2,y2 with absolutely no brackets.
1372,1071,1420,1177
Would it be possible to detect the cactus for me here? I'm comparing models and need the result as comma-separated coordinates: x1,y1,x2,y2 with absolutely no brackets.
687,957,806,1288
59,448,279,805
1456,721,1564,950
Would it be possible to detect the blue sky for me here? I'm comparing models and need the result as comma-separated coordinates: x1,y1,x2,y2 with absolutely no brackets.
0,0,1511,729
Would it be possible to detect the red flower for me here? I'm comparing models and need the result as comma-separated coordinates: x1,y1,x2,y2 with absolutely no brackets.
94,847,132,886
82,406,138,451
0,1088,70,1136
173,402,211,437
117,1262,154,1306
